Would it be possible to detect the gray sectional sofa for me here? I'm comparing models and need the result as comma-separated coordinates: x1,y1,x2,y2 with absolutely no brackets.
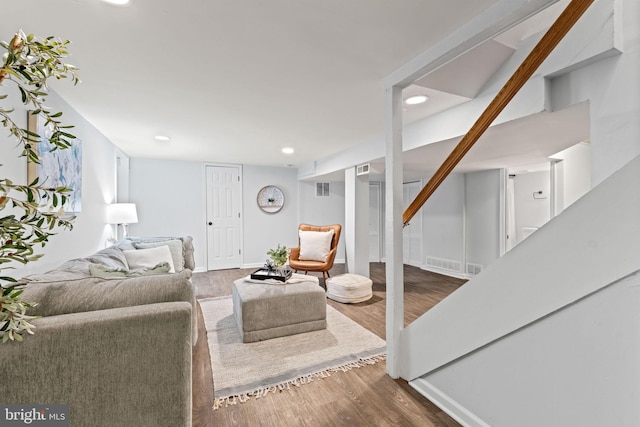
0,237,196,427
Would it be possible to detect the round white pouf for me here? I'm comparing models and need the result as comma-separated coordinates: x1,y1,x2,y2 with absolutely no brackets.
326,273,373,303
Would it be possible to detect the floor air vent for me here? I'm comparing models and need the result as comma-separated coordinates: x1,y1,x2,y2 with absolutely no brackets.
466,263,483,276
425,256,462,273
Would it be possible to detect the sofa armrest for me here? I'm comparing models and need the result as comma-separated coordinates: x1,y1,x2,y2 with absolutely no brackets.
0,302,192,427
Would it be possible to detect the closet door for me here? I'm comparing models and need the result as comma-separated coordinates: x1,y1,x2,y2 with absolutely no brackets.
206,165,242,270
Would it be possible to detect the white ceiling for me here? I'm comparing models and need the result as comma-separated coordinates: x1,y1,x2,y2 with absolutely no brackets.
0,0,584,175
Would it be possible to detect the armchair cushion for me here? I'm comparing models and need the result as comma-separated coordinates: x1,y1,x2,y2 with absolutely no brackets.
299,229,334,262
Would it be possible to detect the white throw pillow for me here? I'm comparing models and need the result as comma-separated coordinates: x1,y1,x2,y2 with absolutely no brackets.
299,230,334,262
124,245,176,273
133,239,185,272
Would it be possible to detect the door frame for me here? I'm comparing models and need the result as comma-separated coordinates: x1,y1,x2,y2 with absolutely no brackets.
203,162,243,270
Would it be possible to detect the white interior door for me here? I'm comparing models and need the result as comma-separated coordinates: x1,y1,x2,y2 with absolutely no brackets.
206,165,242,270
403,180,422,267
369,182,381,262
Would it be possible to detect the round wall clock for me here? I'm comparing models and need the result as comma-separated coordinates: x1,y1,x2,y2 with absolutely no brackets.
257,185,284,213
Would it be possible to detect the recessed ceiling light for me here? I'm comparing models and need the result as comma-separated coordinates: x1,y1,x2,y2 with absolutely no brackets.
101,0,132,6
404,95,429,105
282,147,294,154
154,135,171,141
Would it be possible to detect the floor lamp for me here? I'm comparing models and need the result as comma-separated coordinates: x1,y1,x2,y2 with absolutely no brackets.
107,203,138,240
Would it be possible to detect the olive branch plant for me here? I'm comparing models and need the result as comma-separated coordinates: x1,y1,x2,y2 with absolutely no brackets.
0,30,79,342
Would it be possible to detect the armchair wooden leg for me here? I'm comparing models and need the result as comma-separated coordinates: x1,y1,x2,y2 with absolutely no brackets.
322,272,327,290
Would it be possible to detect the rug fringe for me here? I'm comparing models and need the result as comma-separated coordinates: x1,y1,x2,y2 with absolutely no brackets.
212,353,386,410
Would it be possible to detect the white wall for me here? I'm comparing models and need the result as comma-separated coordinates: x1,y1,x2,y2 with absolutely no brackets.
552,142,592,212
128,158,206,269
549,0,639,185
242,165,299,267
464,170,501,270
419,268,640,427
129,158,344,269
513,170,550,243
422,173,465,274
298,180,346,262
2,90,118,278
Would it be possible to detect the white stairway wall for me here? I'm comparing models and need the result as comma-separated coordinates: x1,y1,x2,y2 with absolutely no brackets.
414,268,640,426
401,154,640,381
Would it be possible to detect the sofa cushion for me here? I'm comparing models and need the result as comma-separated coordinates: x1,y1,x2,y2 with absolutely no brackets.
133,239,185,272
84,245,131,270
21,269,193,317
124,245,176,273
299,230,334,262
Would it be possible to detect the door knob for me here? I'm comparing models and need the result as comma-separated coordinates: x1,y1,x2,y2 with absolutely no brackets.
208,222,213,226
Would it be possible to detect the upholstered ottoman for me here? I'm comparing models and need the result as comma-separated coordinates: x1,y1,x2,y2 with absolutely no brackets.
326,274,373,303
232,274,327,343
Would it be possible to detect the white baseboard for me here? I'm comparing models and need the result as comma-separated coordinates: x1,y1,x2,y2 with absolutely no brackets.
193,267,206,273
242,262,264,269
409,377,489,427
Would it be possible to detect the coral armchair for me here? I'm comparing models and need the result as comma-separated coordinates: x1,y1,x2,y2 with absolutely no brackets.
289,224,342,288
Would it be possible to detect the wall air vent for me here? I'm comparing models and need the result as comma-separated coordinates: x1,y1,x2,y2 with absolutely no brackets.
356,163,370,176
316,182,330,197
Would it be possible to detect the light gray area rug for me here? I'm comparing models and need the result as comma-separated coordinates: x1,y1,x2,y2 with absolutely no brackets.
199,296,386,409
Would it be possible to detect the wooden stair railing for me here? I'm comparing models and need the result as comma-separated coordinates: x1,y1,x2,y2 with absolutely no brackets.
402,0,594,227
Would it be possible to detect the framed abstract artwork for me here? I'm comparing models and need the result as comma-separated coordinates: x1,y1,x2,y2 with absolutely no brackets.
27,112,82,213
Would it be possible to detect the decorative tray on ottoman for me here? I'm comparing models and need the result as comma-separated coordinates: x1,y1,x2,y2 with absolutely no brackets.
250,268,293,282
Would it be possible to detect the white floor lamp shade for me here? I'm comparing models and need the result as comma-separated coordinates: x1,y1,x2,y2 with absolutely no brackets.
107,203,138,238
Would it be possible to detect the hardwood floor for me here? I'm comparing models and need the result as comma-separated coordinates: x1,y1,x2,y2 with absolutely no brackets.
191,263,465,426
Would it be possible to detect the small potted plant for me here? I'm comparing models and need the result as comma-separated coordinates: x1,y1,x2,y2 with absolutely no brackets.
266,244,288,272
